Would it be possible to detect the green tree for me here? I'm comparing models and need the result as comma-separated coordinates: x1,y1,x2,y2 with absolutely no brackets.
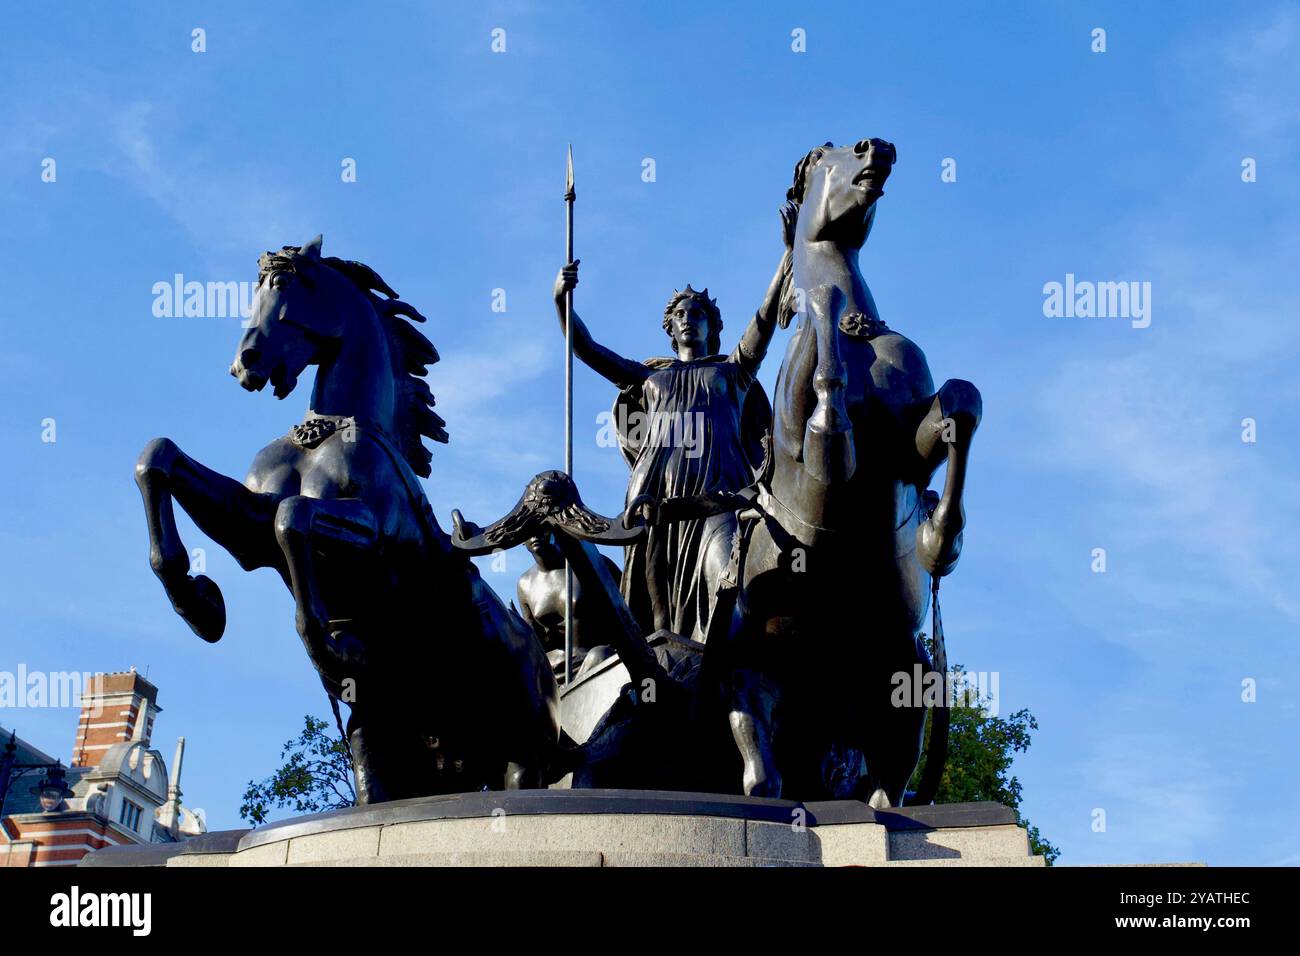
240,715,356,825
909,665,1060,864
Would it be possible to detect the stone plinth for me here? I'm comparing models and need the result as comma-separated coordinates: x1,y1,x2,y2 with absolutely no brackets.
79,790,1044,867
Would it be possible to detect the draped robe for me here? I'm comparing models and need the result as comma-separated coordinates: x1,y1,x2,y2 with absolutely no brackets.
615,352,768,643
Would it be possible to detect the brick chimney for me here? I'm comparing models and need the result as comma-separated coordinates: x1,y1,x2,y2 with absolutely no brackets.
71,668,161,768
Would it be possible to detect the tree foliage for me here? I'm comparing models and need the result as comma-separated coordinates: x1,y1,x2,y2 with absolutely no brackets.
239,715,356,825
909,665,1059,864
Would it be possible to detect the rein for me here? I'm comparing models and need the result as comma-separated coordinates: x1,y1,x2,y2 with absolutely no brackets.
913,574,949,805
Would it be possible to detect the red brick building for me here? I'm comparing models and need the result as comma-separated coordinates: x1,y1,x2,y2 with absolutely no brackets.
1,668,204,867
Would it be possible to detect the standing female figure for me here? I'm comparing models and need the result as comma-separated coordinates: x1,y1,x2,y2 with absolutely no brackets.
552,210,793,641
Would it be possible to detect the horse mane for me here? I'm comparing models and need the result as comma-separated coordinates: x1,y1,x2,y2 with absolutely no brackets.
320,255,449,478
786,142,834,207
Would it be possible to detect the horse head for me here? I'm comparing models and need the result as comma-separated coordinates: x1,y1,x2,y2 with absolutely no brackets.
231,234,376,400
787,138,896,249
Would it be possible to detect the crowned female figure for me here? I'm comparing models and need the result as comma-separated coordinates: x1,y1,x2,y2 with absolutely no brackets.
552,208,794,642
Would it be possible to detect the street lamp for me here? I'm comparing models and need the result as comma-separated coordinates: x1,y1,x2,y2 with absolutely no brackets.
32,767,76,812
0,730,73,819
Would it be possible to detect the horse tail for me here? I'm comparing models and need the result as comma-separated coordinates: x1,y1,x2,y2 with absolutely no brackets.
913,576,949,805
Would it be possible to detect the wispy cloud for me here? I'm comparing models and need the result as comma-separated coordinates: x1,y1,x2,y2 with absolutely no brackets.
1044,335,1300,627
1221,8,1300,139
1078,733,1220,863
1037,8,1300,630
105,100,312,254
421,333,561,527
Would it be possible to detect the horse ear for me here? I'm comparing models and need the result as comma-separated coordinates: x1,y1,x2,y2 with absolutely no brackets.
300,234,324,259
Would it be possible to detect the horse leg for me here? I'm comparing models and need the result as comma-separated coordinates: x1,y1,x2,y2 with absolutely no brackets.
854,652,929,809
505,762,543,789
802,285,855,485
346,708,444,803
728,667,782,797
272,495,379,684
345,710,391,806
135,437,281,642
911,379,982,577
773,319,817,463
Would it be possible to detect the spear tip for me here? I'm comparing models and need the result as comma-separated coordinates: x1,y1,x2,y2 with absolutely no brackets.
565,144,574,197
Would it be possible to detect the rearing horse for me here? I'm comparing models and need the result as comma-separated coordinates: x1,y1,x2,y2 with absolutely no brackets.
717,139,982,806
135,236,559,802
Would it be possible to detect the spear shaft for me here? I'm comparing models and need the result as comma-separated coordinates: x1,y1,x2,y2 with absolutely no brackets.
563,146,575,686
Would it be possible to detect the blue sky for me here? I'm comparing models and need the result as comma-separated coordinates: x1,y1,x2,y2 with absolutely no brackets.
2,2,1297,865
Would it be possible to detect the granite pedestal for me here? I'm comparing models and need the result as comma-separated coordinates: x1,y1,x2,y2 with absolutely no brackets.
80,789,1045,867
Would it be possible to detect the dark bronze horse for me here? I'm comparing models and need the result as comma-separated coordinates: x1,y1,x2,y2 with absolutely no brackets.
715,139,982,806
135,236,559,802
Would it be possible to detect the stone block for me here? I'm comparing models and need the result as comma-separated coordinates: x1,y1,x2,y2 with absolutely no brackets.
888,823,1029,861
167,852,233,867
815,822,891,866
228,840,288,867
379,812,746,859
286,825,381,865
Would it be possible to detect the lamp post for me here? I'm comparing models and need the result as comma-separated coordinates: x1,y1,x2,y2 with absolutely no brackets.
0,731,73,819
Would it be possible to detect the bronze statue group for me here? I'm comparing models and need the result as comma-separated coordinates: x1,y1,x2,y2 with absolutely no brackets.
137,137,982,807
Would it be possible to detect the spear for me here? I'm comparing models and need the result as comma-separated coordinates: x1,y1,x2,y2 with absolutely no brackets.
563,145,575,686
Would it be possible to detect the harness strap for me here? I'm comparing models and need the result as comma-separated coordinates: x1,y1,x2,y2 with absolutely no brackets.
329,691,348,746
914,574,950,805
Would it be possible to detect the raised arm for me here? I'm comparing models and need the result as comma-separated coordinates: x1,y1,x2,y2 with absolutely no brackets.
553,260,648,388
733,203,797,376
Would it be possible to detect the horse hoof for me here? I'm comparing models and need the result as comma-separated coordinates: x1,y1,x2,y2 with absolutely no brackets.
744,771,783,799
174,574,226,643
867,787,891,810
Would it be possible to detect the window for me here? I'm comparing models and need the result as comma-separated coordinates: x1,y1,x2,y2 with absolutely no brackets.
118,799,143,832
